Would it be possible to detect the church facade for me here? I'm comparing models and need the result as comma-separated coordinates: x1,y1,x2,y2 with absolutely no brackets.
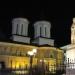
0,18,64,74
61,18,75,69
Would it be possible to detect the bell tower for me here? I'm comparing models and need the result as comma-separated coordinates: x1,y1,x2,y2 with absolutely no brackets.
71,18,75,44
32,21,54,46
11,18,30,44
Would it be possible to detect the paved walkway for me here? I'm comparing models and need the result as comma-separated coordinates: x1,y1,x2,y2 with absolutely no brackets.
62,69,75,75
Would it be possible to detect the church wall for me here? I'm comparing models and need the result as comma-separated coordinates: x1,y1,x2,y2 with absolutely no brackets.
0,55,37,69
66,49,75,62
0,42,64,71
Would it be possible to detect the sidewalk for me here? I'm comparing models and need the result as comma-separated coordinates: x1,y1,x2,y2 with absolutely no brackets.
62,69,75,75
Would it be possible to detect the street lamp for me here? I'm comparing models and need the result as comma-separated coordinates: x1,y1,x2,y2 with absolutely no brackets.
27,48,37,75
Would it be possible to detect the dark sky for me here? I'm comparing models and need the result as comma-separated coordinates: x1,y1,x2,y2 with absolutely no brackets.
0,1,75,47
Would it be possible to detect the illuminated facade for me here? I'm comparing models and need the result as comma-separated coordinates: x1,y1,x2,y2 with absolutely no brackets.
0,42,64,69
0,18,64,73
61,18,75,69
71,18,75,44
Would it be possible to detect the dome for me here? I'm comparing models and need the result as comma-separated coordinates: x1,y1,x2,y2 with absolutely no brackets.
34,20,51,27
12,18,29,24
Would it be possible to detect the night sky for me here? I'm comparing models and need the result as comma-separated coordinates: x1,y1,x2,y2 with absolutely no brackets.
0,1,75,47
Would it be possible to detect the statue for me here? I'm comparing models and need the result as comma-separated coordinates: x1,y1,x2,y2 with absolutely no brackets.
71,18,75,44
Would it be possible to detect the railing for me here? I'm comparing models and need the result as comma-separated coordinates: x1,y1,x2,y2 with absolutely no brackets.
0,68,29,75
1,58,75,75
0,64,66,75
64,58,75,75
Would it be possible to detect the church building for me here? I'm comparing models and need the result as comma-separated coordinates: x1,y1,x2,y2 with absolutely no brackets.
61,18,75,69
0,18,64,74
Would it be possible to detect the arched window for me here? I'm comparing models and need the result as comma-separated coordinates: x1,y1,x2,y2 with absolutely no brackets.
16,24,18,34
45,27,46,37
40,27,42,37
49,51,54,58
21,24,23,35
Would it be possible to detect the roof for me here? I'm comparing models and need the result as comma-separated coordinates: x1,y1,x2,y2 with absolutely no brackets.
60,44,75,50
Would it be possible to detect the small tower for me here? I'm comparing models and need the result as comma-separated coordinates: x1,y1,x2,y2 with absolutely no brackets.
71,18,75,44
32,21,54,46
61,18,75,69
11,18,30,43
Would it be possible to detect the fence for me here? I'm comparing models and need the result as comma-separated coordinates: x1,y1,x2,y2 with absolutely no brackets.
0,64,66,75
0,58,75,75
64,58,75,75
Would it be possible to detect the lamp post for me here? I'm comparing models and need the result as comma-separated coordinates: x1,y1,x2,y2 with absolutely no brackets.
27,49,37,75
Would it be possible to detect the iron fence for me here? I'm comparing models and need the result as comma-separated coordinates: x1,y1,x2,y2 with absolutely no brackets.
1,58,75,75
0,64,66,75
